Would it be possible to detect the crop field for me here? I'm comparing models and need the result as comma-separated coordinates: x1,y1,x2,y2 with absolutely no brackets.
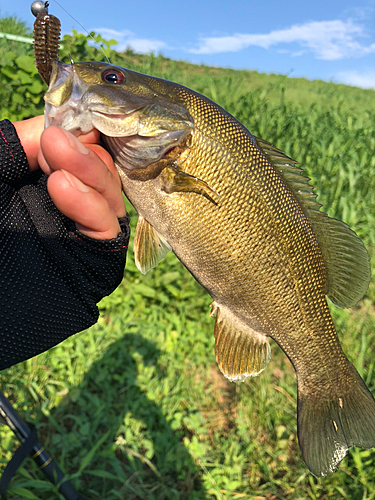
1,25,375,499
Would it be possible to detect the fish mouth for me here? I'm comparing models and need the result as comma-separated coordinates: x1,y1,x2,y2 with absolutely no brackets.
103,129,193,171
44,61,93,135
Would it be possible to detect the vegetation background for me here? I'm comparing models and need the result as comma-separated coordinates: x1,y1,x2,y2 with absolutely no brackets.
1,15,375,500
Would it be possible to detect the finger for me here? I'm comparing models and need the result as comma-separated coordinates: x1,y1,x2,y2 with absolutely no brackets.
47,169,121,240
39,126,126,219
77,128,101,144
83,143,119,180
13,116,45,171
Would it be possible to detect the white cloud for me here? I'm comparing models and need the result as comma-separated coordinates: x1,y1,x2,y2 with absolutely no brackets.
291,50,305,57
337,70,375,89
189,20,375,61
95,28,133,39
122,38,166,53
93,28,167,54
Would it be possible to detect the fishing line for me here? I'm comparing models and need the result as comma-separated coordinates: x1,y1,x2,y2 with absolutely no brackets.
50,0,111,63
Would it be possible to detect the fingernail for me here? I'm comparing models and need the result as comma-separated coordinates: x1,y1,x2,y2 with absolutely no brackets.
60,128,90,155
61,169,90,192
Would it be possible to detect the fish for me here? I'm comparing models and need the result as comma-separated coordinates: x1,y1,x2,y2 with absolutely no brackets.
43,59,375,477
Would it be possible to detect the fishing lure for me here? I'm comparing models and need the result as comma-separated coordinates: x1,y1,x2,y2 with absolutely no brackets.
31,1,61,85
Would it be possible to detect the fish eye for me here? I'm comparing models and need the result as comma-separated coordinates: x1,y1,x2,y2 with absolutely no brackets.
102,69,125,84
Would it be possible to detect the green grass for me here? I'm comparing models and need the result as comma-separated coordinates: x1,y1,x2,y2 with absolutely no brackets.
1,29,375,500
1,207,375,499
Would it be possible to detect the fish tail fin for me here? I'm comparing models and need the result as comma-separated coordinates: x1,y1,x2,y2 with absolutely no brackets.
297,363,375,477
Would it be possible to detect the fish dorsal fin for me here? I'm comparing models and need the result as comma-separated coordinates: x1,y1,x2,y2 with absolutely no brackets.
255,137,371,308
308,211,370,308
134,215,172,274
255,137,319,210
212,303,271,381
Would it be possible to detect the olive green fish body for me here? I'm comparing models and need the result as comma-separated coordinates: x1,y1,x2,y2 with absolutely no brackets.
44,61,375,477
120,86,344,377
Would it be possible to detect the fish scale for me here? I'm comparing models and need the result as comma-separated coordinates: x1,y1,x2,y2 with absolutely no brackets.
43,60,375,477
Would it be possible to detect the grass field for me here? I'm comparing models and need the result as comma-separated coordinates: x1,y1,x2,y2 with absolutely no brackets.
1,30,375,499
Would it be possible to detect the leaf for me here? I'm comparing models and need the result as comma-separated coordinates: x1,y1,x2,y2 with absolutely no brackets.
78,430,111,473
132,283,156,298
15,55,36,73
28,80,44,95
1,51,18,66
160,272,181,285
86,469,120,480
7,487,41,499
12,93,24,105
334,486,349,498
1,65,18,80
18,71,33,85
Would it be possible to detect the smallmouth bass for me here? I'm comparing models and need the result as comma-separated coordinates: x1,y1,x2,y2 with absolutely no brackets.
44,60,375,477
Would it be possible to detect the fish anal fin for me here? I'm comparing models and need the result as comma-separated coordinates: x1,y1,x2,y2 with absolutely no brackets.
134,215,171,275
255,136,370,308
213,303,271,382
298,363,375,477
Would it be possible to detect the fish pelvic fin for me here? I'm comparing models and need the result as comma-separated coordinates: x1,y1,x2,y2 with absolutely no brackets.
212,303,271,381
297,363,375,477
134,215,171,274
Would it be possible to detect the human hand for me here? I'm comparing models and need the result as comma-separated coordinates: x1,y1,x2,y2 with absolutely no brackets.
13,116,126,240
1,117,129,369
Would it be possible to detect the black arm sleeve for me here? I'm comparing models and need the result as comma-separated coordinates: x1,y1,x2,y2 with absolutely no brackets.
0,120,130,370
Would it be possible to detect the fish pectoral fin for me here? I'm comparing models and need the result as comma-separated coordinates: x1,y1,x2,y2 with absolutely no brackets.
161,166,220,205
212,303,271,381
134,215,172,274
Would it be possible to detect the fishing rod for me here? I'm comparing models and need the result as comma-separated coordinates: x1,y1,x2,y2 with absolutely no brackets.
0,390,84,500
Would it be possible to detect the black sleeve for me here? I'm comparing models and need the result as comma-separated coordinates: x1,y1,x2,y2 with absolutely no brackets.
0,119,130,370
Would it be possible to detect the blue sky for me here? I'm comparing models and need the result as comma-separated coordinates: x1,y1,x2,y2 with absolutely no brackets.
6,0,375,89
